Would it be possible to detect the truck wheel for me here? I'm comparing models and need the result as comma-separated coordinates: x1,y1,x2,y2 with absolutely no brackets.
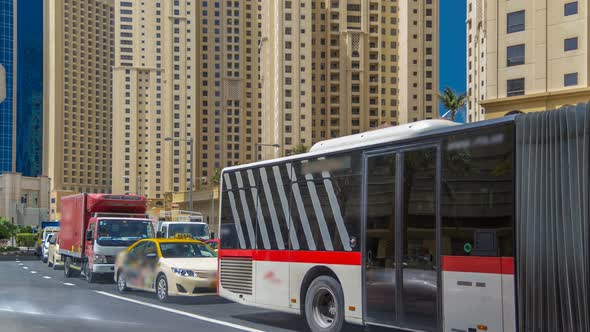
304,276,345,332
156,275,169,303
64,257,78,278
84,262,97,283
117,270,128,293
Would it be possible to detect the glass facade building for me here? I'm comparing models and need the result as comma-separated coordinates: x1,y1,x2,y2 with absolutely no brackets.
0,0,14,173
16,0,43,176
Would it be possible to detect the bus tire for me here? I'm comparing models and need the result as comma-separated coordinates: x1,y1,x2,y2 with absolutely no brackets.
304,276,345,332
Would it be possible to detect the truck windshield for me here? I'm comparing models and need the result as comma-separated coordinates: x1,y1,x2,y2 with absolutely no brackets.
168,223,209,240
97,220,153,247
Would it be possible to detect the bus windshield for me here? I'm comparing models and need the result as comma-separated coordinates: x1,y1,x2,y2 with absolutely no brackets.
97,220,153,247
168,223,210,240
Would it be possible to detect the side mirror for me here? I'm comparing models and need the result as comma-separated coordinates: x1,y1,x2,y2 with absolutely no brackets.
86,232,93,242
156,231,163,238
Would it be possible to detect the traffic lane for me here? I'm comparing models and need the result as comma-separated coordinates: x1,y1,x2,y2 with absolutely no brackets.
23,259,394,332
0,260,255,332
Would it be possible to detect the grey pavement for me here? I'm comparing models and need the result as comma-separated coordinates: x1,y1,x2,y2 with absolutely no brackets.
0,259,389,332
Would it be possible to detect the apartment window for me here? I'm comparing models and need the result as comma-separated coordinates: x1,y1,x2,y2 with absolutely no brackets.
564,37,578,51
507,10,525,33
564,72,578,86
507,44,525,66
564,2,578,16
507,78,525,97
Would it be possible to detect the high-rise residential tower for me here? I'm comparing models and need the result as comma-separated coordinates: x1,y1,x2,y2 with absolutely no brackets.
44,0,114,197
465,0,486,123
473,0,590,118
112,0,261,206
261,0,439,158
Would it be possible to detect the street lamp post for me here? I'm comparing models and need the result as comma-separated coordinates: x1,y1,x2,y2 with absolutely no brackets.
165,137,194,211
255,143,280,163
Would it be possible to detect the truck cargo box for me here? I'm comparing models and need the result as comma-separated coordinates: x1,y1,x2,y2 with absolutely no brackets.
86,194,147,214
59,194,87,257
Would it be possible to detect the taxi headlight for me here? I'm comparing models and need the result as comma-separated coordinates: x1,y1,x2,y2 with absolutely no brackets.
171,267,195,277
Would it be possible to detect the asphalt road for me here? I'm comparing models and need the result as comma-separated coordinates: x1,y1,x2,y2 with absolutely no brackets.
0,258,394,332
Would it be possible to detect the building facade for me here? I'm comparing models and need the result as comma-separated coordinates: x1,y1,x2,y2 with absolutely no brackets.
16,0,44,176
0,172,49,226
465,0,486,123
0,0,15,174
261,0,439,158
474,0,590,118
112,0,261,207
44,0,114,196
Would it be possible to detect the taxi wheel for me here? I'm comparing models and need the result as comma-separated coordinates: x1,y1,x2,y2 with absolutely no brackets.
42,256,48,264
156,275,169,303
117,270,128,293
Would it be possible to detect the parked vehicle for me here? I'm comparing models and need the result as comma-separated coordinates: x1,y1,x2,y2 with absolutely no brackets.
47,233,62,269
115,238,218,302
40,227,60,262
205,239,219,251
59,193,154,283
156,220,210,241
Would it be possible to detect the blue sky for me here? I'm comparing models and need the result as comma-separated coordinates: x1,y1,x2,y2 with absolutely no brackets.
439,0,467,121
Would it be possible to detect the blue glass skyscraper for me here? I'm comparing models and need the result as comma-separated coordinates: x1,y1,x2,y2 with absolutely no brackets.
0,0,14,173
16,0,43,176
0,0,43,176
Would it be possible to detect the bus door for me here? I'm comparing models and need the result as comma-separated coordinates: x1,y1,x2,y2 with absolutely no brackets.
364,145,439,332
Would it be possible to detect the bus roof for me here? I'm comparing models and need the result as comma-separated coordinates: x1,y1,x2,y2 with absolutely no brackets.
222,116,516,173
309,119,458,153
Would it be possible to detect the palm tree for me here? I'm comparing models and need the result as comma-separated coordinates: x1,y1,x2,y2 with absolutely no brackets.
439,87,467,121
210,168,222,186
291,144,309,155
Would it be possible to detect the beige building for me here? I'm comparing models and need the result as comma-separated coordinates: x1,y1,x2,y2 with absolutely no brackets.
471,0,590,118
466,0,487,122
261,0,439,158
44,0,115,197
0,173,50,227
112,0,261,208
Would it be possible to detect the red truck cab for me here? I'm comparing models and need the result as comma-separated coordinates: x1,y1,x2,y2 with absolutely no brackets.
59,194,154,282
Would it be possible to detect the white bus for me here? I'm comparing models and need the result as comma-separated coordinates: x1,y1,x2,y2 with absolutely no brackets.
218,106,590,332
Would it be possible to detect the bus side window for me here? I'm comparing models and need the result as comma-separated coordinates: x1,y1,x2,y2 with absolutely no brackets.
441,125,515,257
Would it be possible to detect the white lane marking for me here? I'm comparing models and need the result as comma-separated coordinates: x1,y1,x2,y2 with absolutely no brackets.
18,263,23,266
22,266,28,269
95,291,266,332
63,282,75,286
30,271,38,274
43,276,51,279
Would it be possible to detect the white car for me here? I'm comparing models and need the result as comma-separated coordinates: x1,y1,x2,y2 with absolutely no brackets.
42,233,55,263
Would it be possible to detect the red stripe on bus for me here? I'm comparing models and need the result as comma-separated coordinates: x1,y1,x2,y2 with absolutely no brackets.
442,256,514,275
219,249,362,265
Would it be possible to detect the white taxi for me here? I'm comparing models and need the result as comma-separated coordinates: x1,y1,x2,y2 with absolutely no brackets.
114,237,217,302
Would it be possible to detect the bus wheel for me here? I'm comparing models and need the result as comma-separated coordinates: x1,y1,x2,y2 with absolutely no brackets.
304,276,344,332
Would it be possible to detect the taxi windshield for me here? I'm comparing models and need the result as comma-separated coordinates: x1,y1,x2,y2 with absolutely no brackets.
159,242,217,258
